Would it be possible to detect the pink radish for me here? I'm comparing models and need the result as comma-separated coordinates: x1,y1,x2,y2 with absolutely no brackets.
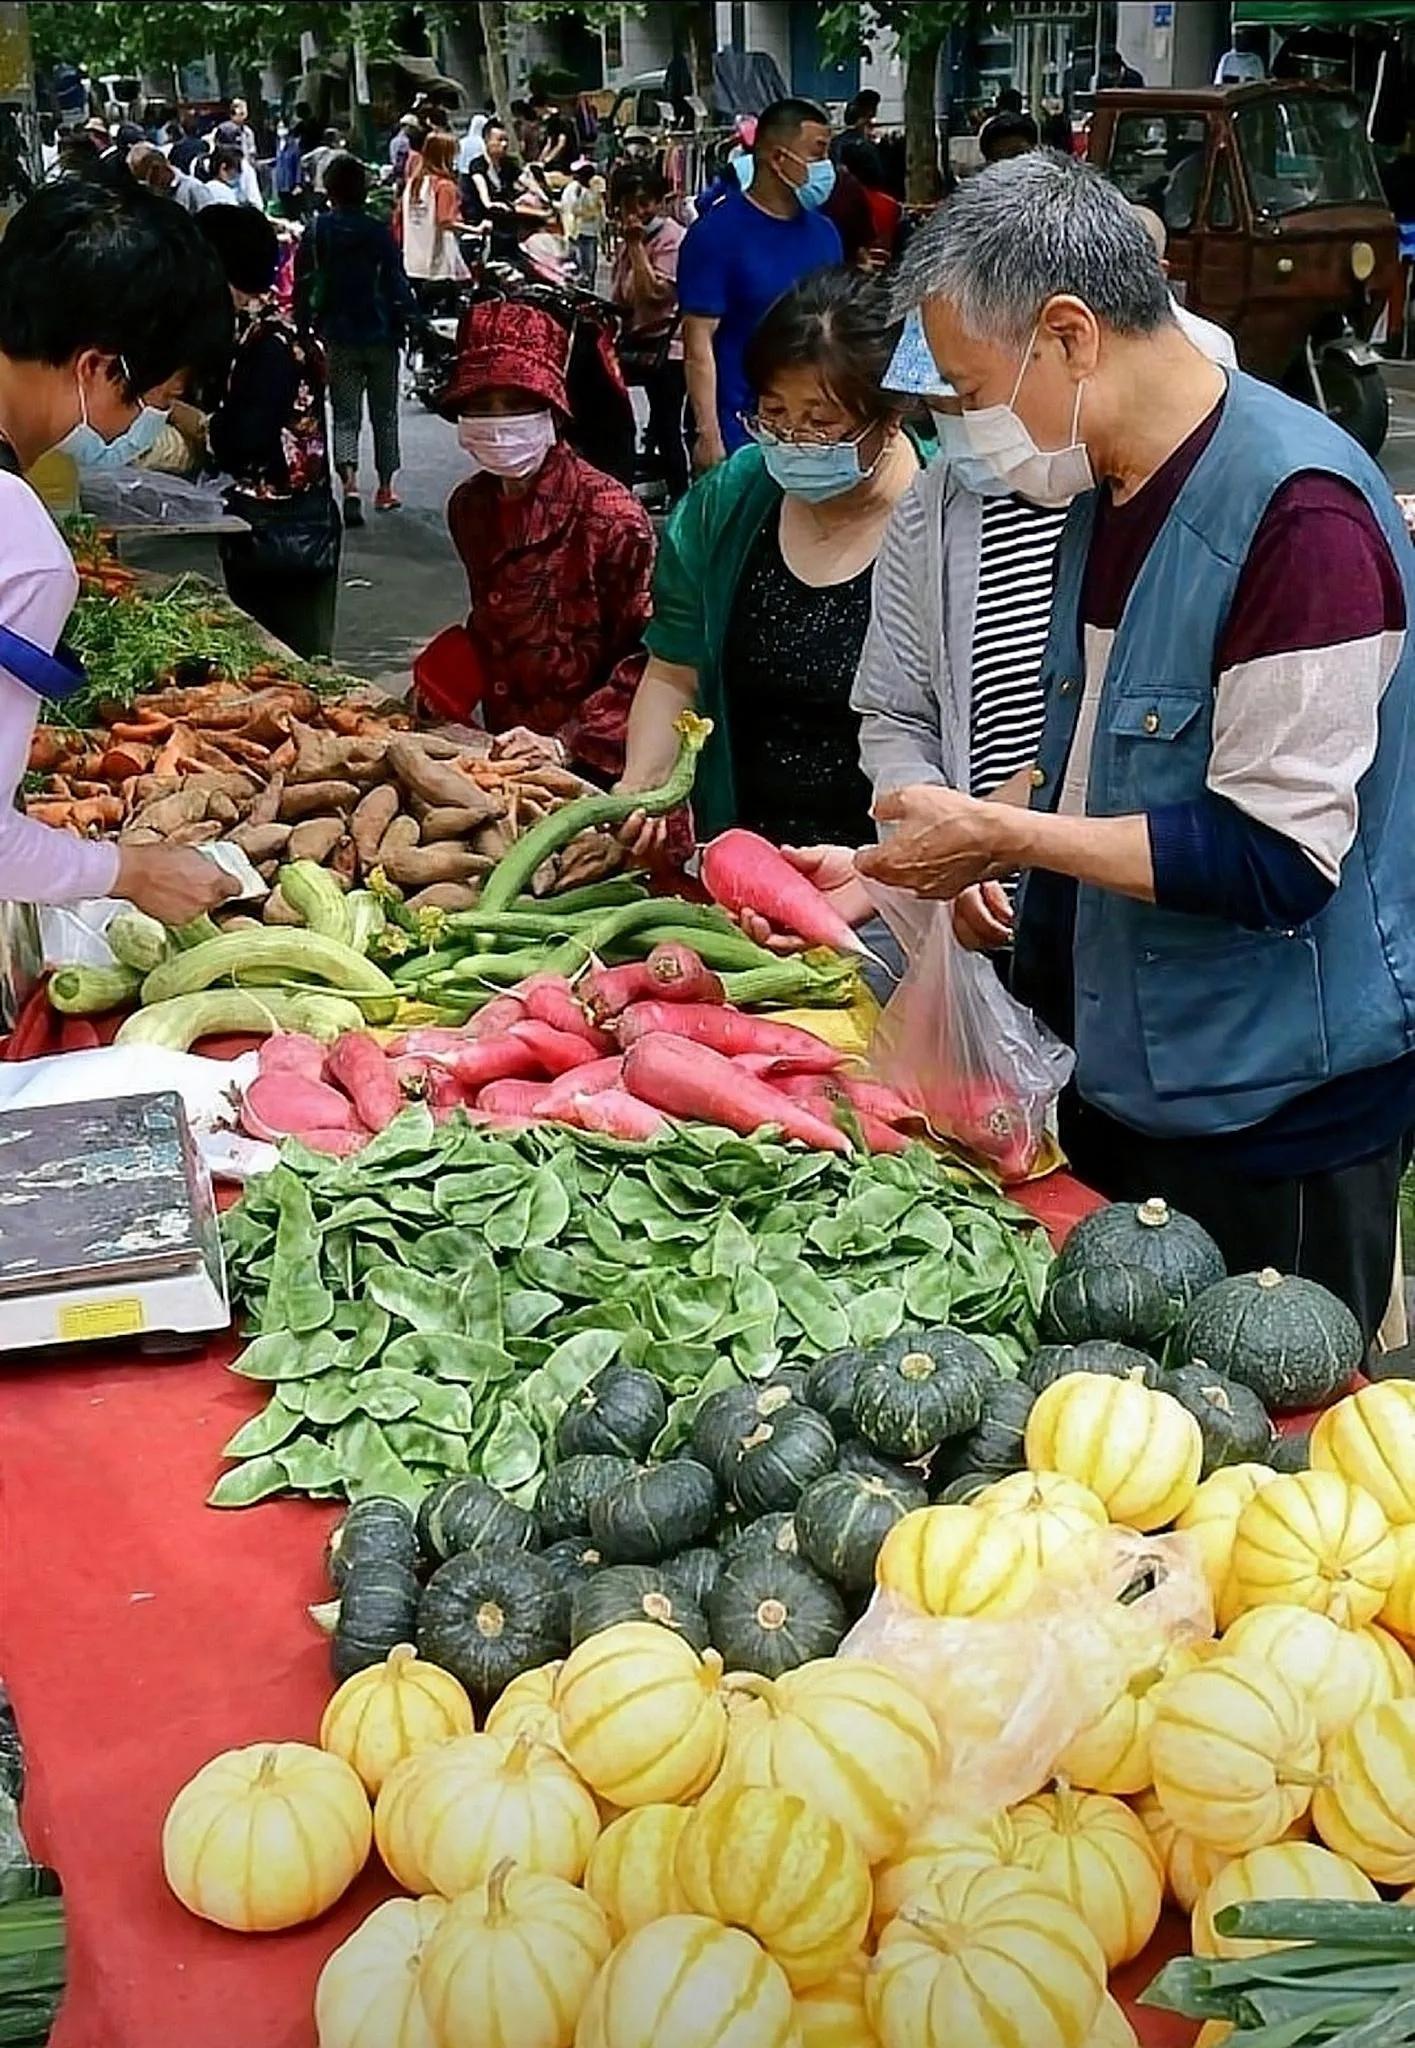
295,1128,367,1158
324,1034,403,1133
241,1072,366,1143
518,975,612,1051
645,944,725,1004
574,1090,670,1140
388,1028,471,1058
507,1019,603,1077
258,1033,327,1081
432,1037,540,1092
701,829,865,955
622,1033,849,1153
391,1057,466,1111
756,1074,909,1156
731,1050,850,1080
836,1075,918,1126
616,1002,844,1070
477,1078,556,1117
535,1056,625,1116
467,996,528,1040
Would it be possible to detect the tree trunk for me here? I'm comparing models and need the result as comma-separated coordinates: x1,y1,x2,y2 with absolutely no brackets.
905,34,946,206
478,0,515,136
675,1,717,99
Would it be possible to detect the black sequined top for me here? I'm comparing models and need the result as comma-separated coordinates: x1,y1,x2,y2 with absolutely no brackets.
721,512,877,848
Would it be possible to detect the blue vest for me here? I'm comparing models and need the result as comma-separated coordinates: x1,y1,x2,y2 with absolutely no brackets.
1015,371,1415,1139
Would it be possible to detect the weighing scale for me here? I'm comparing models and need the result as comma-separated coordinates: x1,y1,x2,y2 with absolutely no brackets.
0,1091,229,1355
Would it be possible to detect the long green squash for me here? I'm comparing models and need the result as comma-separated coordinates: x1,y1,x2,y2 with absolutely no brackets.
476,712,713,915
141,931,396,1006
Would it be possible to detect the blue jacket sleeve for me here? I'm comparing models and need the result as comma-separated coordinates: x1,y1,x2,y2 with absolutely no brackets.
1148,794,1336,930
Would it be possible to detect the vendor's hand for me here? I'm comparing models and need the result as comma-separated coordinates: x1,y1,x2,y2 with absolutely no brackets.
491,726,566,768
115,845,240,926
953,881,1015,952
735,845,874,954
693,431,727,477
858,786,1010,901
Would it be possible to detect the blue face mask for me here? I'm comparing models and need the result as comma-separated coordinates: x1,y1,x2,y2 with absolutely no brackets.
760,432,873,504
784,150,837,211
81,405,170,471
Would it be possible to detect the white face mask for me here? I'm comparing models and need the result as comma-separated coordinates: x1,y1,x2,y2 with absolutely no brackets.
942,323,1095,508
457,410,556,480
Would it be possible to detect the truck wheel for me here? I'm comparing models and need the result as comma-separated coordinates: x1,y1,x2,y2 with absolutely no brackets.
1316,359,1389,455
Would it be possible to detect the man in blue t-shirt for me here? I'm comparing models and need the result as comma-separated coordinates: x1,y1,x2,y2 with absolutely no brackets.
678,96,843,472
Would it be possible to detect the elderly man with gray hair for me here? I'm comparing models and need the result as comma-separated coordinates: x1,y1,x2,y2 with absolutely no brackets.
858,150,1415,1343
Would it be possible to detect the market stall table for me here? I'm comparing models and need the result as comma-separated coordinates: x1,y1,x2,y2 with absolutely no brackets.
0,1125,1202,2048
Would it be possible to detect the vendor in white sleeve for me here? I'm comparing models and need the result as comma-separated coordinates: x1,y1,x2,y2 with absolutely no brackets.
0,182,239,925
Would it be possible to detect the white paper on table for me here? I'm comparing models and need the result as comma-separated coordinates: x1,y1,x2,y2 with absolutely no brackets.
0,1045,273,1181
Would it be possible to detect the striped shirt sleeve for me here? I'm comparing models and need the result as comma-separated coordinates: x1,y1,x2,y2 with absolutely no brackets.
852,485,953,795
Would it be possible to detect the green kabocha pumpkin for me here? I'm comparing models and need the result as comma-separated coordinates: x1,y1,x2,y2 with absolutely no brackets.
1161,1364,1275,1475
331,1557,421,1681
540,1538,606,1592
722,1513,801,1566
692,1378,808,1485
795,1467,926,1593
728,1403,837,1518
1055,1197,1226,1311
587,1460,718,1564
536,1454,635,1545
1268,1429,1312,1474
804,1350,867,1437
325,1498,419,1592
570,1565,709,1650
554,1365,668,1464
415,1550,566,1708
836,1439,925,1491
1040,1260,1176,1350
939,1380,1037,1477
708,1552,848,1678
1179,1269,1363,1414
660,1547,723,1612
851,1329,990,1461
418,1476,537,1566
934,1470,998,1506
1024,1340,1160,1393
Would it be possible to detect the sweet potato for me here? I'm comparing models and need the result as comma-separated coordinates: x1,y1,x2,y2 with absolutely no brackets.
287,817,345,864
31,796,126,832
381,843,487,891
207,793,241,828
228,822,292,863
127,789,209,836
290,723,388,786
169,821,223,846
473,821,513,862
407,883,483,911
377,816,421,865
420,806,489,843
351,785,401,870
387,736,502,823
263,887,302,926
246,771,285,829
279,780,360,821
330,835,359,885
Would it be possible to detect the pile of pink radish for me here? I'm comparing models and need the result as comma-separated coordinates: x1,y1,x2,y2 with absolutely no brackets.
238,938,914,1159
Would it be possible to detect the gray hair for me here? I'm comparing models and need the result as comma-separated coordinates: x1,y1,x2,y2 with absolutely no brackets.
895,151,1171,344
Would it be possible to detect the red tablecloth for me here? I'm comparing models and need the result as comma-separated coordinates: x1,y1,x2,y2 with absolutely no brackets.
0,1080,1197,2046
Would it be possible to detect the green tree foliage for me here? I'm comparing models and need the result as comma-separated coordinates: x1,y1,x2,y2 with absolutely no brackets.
820,3,1008,202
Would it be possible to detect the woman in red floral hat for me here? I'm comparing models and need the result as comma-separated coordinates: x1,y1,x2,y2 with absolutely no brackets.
422,298,655,779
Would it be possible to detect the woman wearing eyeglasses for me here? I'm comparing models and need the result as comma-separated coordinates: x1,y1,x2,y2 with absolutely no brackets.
618,267,922,857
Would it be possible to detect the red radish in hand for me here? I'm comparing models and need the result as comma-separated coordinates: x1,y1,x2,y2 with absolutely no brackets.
259,1034,327,1081
467,996,527,1040
518,975,612,1050
616,1002,844,1069
622,1033,849,1153
241,1073,365,1143
573,1090,670,1140
477,1078,555,1118
325,1034,403,1133
507,1019,603,1077
701,828,865,955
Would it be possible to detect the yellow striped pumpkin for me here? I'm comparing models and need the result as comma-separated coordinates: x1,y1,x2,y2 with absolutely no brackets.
1228,1472,1396,1628
675,1783,872,1990
871,1807,1015,1935
319,1645,474,1798
1221,1604,1400,1742
1379,1523,1415,1643
1312,1698,1415,1883
1086,1997,1140,2048
794,1954,876,2048
417,1862,610,2048
719,1659,939,1864
1008,1785,1163,1968
483,1661,562,1750
974,1469,1110,1576
554,1622,727,1808
1058,1643,1200,1796
583,1804,692,1941
372,1731,598,1897
314,1896,445,2048
1025,1373,1203,1531
1370,1619,1415,1693
1311,1381,1415,1525
1149,1657,1321,1853
866,1865,1106,2048
1192,1841,1377,1960
1131,1787,1235,1913
575,1916,797,2048
1174,1465,1280,1624
874,1505,1039,1619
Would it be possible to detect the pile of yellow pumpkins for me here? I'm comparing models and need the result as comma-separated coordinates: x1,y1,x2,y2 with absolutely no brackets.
157,1372,1415,2048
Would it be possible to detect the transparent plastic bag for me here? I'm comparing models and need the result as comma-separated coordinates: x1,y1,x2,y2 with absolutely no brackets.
864,882,1074,1181
840,1525,1213,1818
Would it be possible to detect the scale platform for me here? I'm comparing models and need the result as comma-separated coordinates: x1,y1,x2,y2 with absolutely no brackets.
0,1091,229,1356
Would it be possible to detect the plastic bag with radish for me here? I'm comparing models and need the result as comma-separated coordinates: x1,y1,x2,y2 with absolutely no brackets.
863,885,1074,1182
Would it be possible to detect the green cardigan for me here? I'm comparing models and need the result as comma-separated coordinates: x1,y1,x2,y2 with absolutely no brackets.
643,437,935,838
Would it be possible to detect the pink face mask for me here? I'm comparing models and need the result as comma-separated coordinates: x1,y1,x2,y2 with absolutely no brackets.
456,410,556,479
